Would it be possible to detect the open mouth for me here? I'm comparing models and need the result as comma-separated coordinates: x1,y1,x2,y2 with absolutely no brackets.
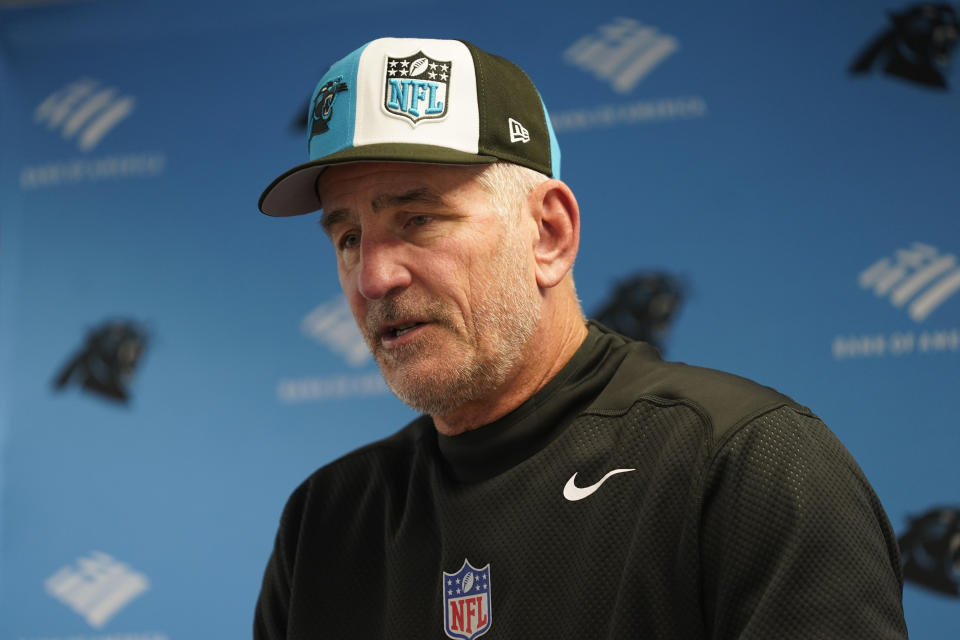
385,322,425,339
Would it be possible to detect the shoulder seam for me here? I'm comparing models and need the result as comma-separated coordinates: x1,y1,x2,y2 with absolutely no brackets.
704,403,820,478
583,394,814,462
584,393,804,430
713,402,816,451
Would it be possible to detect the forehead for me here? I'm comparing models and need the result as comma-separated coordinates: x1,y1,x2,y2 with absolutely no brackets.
315,162,487,211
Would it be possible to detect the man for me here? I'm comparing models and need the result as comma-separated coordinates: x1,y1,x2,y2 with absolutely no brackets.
255,37,908,639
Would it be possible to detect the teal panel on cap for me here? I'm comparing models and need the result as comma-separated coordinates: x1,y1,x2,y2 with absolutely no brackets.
541,95,561,180
307,42,368,161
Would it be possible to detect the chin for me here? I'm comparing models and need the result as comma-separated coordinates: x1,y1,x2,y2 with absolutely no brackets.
379,351,506,416
387,376,471,415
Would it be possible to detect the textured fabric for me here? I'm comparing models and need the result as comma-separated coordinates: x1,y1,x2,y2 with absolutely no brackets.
254,322,908,639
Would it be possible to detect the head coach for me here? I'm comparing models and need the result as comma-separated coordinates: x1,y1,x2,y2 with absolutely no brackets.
254,37,908,639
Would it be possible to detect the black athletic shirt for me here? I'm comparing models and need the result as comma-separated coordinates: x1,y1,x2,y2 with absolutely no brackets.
255,322,908,639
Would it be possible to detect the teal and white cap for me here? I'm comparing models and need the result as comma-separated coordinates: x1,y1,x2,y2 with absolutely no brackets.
259,37,561,217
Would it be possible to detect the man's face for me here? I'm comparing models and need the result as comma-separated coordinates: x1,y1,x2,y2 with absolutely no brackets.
317,162,542,416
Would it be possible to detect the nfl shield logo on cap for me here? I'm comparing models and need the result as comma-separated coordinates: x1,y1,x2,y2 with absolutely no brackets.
383,51,451,124
442,559,492,640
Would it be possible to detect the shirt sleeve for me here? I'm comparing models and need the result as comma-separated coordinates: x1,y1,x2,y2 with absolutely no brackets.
699,406,909,639
253,483,308,640
253,549,289,639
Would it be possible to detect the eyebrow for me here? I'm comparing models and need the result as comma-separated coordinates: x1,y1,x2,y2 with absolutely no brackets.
319,187,446,237
372,187,444,212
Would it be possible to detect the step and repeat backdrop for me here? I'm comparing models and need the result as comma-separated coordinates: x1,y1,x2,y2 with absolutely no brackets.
1,0,958,637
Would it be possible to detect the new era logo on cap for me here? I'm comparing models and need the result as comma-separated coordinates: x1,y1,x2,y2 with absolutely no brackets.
259,37,561,217
508,118,529,143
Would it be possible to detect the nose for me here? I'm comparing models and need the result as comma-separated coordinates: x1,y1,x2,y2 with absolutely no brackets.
356,234,412,300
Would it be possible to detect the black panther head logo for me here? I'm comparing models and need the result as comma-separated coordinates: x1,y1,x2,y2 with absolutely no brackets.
310,77,348,136
851,4,960,88
592,271,686,353
53,320,148,403
898,506,960,596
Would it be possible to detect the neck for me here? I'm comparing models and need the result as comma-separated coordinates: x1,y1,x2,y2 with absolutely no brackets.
431,298,588,437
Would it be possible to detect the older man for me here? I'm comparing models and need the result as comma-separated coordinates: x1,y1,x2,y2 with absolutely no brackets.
255,37,908,639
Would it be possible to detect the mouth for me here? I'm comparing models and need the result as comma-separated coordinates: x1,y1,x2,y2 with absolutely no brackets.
380,321,428,346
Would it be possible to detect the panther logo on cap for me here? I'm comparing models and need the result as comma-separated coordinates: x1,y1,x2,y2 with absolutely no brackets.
311,77,348,137
383,52,451,125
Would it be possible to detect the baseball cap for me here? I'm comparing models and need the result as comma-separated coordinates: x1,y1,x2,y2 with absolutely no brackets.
259,37,561,217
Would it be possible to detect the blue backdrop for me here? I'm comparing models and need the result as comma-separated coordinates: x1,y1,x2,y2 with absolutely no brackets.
2,0,958,637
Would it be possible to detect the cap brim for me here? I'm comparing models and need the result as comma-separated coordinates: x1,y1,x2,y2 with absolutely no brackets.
258,143,498,217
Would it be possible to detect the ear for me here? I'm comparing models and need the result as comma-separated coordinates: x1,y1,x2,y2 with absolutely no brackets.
527,179,580,289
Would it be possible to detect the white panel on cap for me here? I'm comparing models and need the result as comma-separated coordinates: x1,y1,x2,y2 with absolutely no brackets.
353,38,479,153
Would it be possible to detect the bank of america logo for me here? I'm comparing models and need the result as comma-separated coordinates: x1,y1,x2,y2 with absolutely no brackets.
34,78,136,151
301,296,371,367
564,17,679,93
45,551,149,628
860,242,960,322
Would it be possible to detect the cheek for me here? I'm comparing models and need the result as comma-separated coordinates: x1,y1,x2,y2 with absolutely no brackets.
423,256,475,304
337,264,350,290
345,295,368,334
337,270,365,315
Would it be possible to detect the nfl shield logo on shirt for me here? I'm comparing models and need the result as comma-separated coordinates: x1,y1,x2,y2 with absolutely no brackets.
442,559,492,640
383,51,451,125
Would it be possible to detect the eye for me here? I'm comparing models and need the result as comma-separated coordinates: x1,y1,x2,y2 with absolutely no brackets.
406,214,432,228
338,231,360,251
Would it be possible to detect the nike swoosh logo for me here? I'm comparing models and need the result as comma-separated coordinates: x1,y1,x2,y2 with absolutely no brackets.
563,468,636,501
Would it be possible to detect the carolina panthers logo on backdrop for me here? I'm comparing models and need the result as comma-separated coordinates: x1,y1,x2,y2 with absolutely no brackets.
52,320,149,403
592,271,686,354
850,3,959,89
383,52,451,124
442,559,491,640
310,77,348,136
898,506,960,596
